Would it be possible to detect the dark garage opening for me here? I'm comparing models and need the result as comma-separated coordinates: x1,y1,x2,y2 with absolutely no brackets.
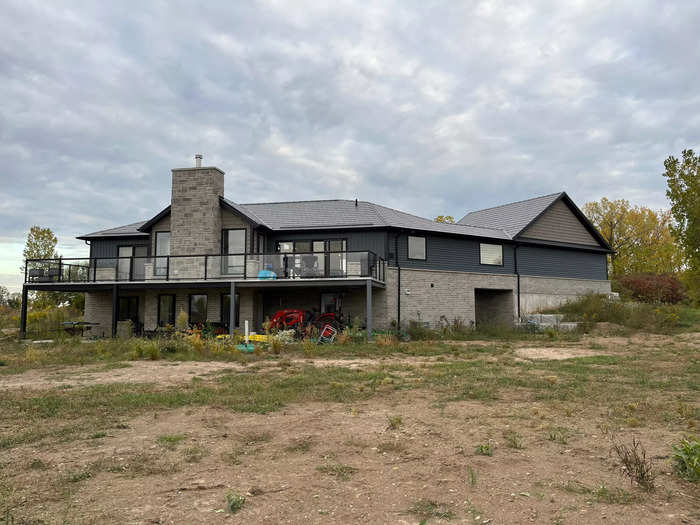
474,289,515,327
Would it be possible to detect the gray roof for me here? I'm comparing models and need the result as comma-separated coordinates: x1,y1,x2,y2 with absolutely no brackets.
81,192,606,245
77,221,148,239
237,199,510,239
458,192,563,238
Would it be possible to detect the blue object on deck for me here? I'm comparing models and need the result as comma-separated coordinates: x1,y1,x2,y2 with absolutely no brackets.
257,267,277,279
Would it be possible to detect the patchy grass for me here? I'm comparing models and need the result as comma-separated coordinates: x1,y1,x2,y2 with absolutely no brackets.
386,415,403,430
157,434,185,450
407,499,456,520
316,463,358,481
475,443,493,456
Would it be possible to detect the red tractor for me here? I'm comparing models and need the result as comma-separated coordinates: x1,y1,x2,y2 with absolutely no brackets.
269,309,343,335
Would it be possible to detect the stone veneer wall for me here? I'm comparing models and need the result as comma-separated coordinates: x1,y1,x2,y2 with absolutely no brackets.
376,267,517,329
518,275,611,313
170,167,224,256
84,292,113,337
374,267,612,329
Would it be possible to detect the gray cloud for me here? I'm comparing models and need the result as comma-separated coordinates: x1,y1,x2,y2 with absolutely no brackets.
1,0,699,289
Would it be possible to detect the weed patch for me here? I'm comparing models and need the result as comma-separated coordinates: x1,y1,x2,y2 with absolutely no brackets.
671,436,700,482
612,437,656,490
157,434,185,450
316,463,358,481
407,499,455,520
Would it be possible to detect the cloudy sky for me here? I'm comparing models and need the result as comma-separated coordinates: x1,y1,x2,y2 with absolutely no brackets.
1,0,699,291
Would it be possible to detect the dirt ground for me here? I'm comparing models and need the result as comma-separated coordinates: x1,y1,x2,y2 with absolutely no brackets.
3,395,697,524
1,333,698,524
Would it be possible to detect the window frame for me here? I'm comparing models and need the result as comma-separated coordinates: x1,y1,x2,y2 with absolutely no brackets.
407,235,427,261
222,228,247,255
479,243,504,266
154,231,171,277
188,294,208,325
275,239,348,253
117,296,139,323
157,294,176,327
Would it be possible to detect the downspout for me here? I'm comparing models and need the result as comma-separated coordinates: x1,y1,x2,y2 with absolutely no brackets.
395,232,401,329
514,243,521,321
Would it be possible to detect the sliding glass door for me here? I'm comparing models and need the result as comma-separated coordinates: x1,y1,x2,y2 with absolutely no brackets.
223,229,246,275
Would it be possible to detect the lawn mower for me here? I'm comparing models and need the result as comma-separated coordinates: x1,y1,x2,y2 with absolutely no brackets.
269,309,344,336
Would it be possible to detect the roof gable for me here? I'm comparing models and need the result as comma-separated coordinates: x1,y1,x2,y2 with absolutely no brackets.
519,198,598,246
458,193,562,237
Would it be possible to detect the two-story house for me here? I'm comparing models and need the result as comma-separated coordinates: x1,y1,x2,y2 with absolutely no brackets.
20,156,612,340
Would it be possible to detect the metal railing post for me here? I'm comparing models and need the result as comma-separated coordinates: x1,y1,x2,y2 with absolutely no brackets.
166,256,170,281
244,253,247,279
204,255,208,280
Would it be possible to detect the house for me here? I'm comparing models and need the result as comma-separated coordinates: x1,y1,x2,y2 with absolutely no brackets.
19,156,612,339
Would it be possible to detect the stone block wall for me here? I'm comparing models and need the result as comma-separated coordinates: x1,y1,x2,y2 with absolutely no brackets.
84,291,113,337
170,167,224,256
519,275,611,313
379,267,517,329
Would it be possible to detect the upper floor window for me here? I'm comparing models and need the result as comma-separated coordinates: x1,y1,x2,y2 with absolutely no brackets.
223,229,246,254
154,232,170,276
480,243,503,265
408,235,426,260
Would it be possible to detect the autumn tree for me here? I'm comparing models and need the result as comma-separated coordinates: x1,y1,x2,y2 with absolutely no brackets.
434,215,455,223
583,198,684,276
663,149,700,301
21,226,58,273
20,226,83,309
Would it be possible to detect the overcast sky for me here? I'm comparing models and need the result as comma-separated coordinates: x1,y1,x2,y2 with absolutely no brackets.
1,0,699,292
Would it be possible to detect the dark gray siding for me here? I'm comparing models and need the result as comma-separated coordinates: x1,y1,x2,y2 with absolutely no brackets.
517,245,607,280
267,230,388,258
396,232,516,274
90,237,150,259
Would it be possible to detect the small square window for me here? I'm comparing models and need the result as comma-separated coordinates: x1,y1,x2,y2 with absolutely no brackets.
408,236,426,260
480,243,503,265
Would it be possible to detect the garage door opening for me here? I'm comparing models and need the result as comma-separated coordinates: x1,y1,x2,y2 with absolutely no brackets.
474,289,514,327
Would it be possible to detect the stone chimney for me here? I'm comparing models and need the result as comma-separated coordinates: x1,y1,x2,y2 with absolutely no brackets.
170,155,224,256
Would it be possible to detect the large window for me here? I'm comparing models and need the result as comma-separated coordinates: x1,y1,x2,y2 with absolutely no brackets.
154,231,170,276
222,229,246,275
188,294,208,324
221,292,240,328
157,294,175,327
408,235,426,260
480,243,503,266
118,297,139,324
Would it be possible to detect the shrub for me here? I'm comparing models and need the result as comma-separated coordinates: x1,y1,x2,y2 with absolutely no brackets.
612,437,656,490
406,320,433,340
475,443,493,456
672,436,700,482
226,492,245,514
548,294,686,333
375,333,398,346
175,310,189,331
614,273,686,304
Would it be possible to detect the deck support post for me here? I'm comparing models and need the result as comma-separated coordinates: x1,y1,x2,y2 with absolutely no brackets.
366,279,373,342
19,285,28,340
111,284,119,338
229,281,236,337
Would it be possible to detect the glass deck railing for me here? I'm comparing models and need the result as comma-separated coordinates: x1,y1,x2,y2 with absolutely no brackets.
24,251,386,284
